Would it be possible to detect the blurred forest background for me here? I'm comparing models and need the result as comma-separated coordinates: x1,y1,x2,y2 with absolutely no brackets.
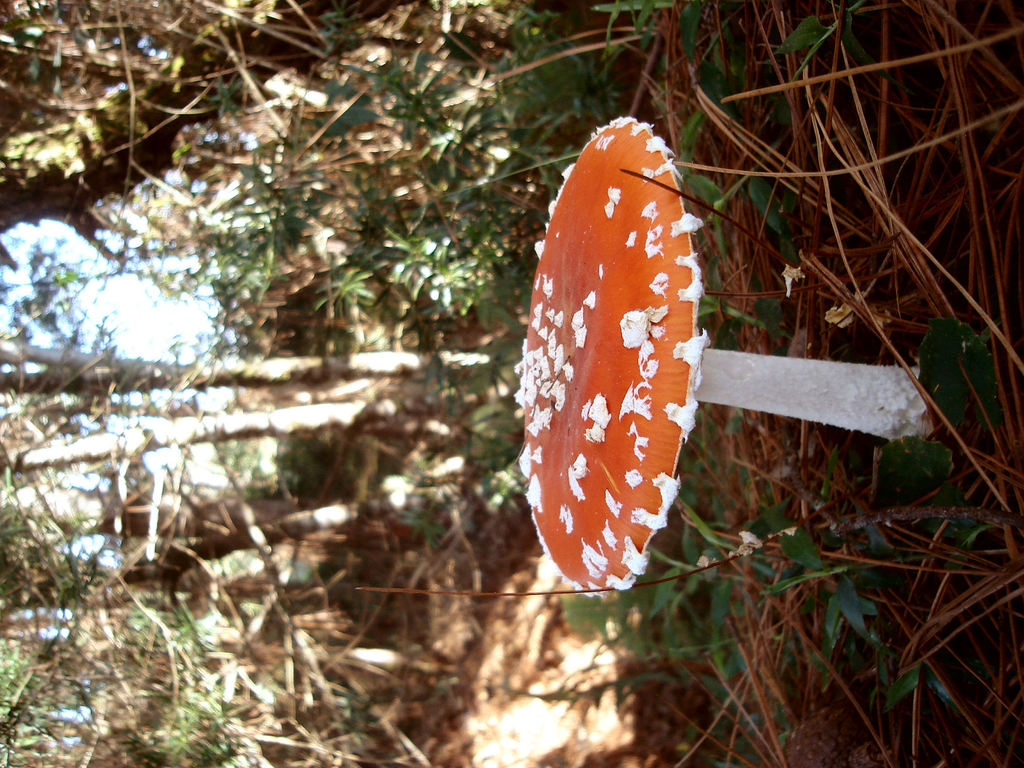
2,1,1023,766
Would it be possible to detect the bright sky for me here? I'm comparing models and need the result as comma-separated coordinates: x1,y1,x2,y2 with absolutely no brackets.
1,218,241,485
1,220,231,573
0,219,216,363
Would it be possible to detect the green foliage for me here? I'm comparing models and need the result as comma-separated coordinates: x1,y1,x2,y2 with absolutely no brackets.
320,83,378,138
0,232,99,351
678,2,702,59
919,317,1004,429
212,439,280,500
884,663,921,712
779,527,822,570
278,431,383,503
199,143,332,320
0,481,97,766
0,483,91,612
744,175,798,263
0,639,66,765
74,3,633,360
320,0,365,54
593,1,671,40
119,610,246,768
833,574,876,643
875,436,953,506
775,15,831,56
775,2,872,77
313,11,621,352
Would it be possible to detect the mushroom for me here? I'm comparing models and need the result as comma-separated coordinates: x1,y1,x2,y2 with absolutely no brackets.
514,117,928,592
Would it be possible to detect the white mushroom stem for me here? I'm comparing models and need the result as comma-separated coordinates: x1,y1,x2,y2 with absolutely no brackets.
695,349,929,440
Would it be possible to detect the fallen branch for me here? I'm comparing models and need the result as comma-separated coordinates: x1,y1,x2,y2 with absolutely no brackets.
10,400,374,472
833,505,1024,533
0,338,489,395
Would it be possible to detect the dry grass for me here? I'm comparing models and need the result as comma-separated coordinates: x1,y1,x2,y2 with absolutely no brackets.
643,2,1024,764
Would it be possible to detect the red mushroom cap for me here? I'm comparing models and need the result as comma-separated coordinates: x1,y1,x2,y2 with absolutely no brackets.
514,117,708,591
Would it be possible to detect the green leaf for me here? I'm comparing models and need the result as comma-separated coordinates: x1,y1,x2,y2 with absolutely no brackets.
679,2,702,59
710,578,733,626
685,174,721,208
679,110,706,156
875,437,953,506
919,318,1003,429
746,176,784,234
776,16,829,55
779,238,798,264
172,141,192,163
780,527,823,571
836,575,868,637
764,566,846,595
930,481,968,507
321,91,378,138
650,572,680,614
697,61,737,117
823,588,843,655
753,301,782,342
839,13,875,67
756,498,792,533
863,524,895,557
684,506,730,547
923,665,956,708
884,664,921,711
561,594,609,640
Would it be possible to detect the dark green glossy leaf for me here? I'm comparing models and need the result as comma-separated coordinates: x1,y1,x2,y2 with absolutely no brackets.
875,437,952,506
685,174,721,207
765,567,842,595
863,524,896,557
824,589,842,655
697,61,737,117
746,176,783,234
679,2,702,59
919,318,1003,429
776,16,829,55
779,238,798,264
884,664,921,711
930,481,967,507
780,527,823,571
836,575,868,637
924,665,956,708
840,14,875,67
754,297,783,339
756,499,792,533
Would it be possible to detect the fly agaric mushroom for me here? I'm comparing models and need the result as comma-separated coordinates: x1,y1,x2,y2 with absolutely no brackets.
514,117,928,592
514,116,706,591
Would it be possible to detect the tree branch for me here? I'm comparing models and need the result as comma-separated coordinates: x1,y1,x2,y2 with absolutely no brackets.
833,505,1024,532
10,401,375,473
0,339,489,395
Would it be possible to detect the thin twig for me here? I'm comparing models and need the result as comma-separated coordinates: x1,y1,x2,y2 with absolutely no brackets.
833,505,1024,533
